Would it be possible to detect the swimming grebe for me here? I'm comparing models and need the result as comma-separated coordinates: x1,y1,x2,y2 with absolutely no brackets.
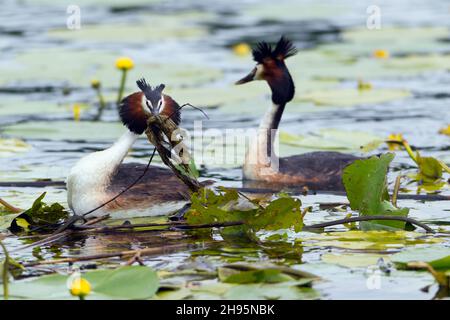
66,81,189,218
236,37,359,190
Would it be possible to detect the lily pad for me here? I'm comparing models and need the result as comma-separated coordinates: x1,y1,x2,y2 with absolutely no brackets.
0,138,31,158
280,129,383,152
391,247,450,270
296,88,410,107
1,266,159,300
322,253,388,268
0,48,222,89
343,154,410,230
0,98,71,117
336,26,450,56
48,12,210,42
303,230,441,251
2,120,126,141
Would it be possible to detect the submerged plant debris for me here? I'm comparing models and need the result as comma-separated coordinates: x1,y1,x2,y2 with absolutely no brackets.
0,0,449,301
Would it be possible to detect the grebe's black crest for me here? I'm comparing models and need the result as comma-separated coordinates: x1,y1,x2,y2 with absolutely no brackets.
252,36,297,63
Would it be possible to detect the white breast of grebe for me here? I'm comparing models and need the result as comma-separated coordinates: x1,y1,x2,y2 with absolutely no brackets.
66,131,139,216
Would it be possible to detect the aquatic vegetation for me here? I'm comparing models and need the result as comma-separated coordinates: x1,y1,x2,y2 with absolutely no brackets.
185,188,304,240
342,154,409,230
0,0,449,301
8,192,68,235
115,57,134,104
1,266,159,299
69,277,91,300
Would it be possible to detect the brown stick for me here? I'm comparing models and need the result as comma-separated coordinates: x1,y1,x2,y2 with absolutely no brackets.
11,215,110,252
0,198,21,213
145,115,201,193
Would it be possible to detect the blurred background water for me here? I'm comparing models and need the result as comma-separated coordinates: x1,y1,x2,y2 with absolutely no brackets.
0,0,449,299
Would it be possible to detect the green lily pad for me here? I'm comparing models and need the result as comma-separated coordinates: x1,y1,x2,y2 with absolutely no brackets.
303,230,441,251
0,98,71,117
0,138,31,158
25,0,162,5
336,26,450,56
244,2,349,21
391,247,450,270
289,49,450,82
1,266,159,300
224,282,320,300
343,153,410,230
0,48,222,89
2,120,126,141
280,129,383,152
296,88,410,107
322,253,388,268
48,12,210,43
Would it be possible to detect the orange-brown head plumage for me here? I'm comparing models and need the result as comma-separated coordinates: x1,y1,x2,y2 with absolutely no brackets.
236,36,297,105
119,79,181,134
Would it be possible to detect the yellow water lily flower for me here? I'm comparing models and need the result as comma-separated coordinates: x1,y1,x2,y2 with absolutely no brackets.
386,133,403,151
73,104,81,122
70,277,91,299
357,79,372,90
438,125,450,136
373,49,389,59
232,43,251,56
91,79,101,89
115,57,134,70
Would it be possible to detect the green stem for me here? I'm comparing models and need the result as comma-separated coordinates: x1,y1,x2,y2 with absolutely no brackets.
117,70,127,105
0,242,9,300
401,139,418,164
392,175,402,208
437,159,450,174
93,89,106,121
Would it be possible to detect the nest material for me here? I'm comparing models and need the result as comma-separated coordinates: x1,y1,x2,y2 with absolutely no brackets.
145,114,201,193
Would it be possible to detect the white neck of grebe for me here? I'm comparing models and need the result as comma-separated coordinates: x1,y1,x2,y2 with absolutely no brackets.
66,130,139,214
244,102,285,178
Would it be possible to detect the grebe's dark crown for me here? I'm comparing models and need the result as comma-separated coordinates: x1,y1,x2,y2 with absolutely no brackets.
252,36,297,63
136,78,165,109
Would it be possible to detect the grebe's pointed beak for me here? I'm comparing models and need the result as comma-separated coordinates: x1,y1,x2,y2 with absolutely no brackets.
235,67,257,85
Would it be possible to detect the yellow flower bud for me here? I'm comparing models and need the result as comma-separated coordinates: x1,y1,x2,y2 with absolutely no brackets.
373,49,389,59
91,79,101,89
438,125,450,136
73,104,81,122
387,133,403,151
69,277,91,299
232,43,251,57
115,57,134,70
357,79,372,91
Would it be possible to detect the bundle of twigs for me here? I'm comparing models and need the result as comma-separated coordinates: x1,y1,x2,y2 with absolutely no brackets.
145,113,201,192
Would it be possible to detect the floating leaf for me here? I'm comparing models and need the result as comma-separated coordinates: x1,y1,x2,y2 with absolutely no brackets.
218,264,316,284
2,120,125,141
342,153,409,229
322,253,388,268
297,88,410,107
303,231,441,250
0,138,31,158
416,152,443,182
0,266,159,300
392,247,450,270
280,129,383,152
185,188,304,240
9,192,68,234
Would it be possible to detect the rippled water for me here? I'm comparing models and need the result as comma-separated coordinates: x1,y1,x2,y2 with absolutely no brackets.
0,0,449,299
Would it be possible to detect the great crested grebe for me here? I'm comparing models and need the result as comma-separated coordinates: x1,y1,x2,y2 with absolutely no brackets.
236,37,359,190
66,80,189,218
